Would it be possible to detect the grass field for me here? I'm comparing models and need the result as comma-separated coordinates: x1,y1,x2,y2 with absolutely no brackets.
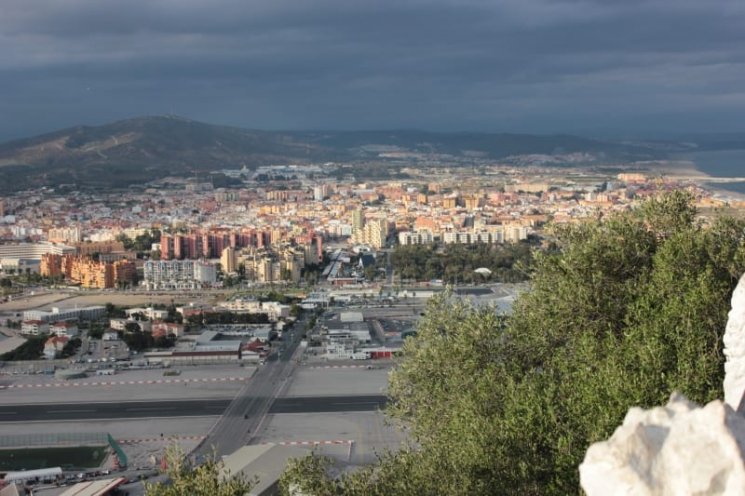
0,445,108,471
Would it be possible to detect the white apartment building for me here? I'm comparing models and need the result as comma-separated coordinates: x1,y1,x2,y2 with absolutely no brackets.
504,225,529,243
50,321,79,337
398,230,434,245
194,261,217,284
442,226,527,244
217,299,290,321
21,320,50,336
48,226,82,243
143,259,218,290
124,307,168,320
110,318,152,332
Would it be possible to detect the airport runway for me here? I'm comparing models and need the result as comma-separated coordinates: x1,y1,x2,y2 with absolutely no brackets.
0,395,388,422
0,399,231,422
269,395,387,413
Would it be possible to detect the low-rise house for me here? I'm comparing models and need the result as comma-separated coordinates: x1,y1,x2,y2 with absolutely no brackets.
50,321,78,337
44,335,69,359
152,321,184,338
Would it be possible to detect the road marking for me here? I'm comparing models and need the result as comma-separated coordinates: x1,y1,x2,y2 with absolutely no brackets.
267,439,355,446
118,435,206,444
308,365,371,369
3,376,250,389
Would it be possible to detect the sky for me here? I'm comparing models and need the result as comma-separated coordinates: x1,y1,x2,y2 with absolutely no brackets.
1,0,744,141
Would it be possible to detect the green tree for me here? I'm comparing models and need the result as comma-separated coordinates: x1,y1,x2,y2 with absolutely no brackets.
60,337,82,358
124,321,142,333
145,445,254,496
1,335,47,361
105,303,126,318
390,241,532,283
281,192,745,495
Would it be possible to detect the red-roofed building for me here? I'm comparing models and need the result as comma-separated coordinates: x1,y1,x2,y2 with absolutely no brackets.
44,335,69,359
50,321,79,337
151,321,184,338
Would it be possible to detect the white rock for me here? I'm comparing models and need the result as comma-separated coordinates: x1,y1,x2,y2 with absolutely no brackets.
580,393,745,496
724,273,745,412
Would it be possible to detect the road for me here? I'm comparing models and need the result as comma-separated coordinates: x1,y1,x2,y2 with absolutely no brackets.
0,395,387,422
194,313,309,456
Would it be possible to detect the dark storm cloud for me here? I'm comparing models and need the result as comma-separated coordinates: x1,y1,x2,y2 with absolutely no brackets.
1,0,744,139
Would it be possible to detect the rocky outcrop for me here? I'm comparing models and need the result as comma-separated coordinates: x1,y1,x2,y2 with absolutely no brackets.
580,274,745,495
724,273,745,413
579,394,745,495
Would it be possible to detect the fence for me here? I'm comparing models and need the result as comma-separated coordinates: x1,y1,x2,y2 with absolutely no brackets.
0,432,109,449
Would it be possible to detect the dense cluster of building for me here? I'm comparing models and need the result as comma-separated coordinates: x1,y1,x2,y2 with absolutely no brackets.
0,163,737,289
159,229,322,261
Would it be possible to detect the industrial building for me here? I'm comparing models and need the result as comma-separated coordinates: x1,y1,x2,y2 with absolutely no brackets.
23,306,106,323
0,242,75,259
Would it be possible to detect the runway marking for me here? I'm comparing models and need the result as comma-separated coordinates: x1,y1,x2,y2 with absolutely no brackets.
265,439,355,446
307,365,373,369
0,376,249,390
117,435,206,445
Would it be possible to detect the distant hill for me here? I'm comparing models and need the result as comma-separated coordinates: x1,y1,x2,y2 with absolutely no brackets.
0,115,667,192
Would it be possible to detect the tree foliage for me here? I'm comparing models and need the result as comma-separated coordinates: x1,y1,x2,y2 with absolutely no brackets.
145,445,254,496
60,337,82,358
391,241,533,283
0,334,46,361
117,229,162,253
121,329,175,351
281,191,745,495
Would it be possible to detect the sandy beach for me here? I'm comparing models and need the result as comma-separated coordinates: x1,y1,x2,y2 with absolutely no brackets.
642,159,711,179
639,160,745,202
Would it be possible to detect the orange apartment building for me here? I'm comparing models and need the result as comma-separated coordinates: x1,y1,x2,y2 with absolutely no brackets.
74,240,126,256
41,254,136,289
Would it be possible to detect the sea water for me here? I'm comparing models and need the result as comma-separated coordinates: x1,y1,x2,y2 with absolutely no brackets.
676,149,745,195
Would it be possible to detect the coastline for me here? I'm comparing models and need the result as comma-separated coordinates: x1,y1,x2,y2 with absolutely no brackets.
705,184,745,203
642,159,711,180
640,159,745,203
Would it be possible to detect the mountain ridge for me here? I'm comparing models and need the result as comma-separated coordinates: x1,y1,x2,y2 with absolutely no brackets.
0,115,669,192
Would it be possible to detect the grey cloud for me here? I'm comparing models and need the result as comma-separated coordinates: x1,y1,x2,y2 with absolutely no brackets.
0,0,744,139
